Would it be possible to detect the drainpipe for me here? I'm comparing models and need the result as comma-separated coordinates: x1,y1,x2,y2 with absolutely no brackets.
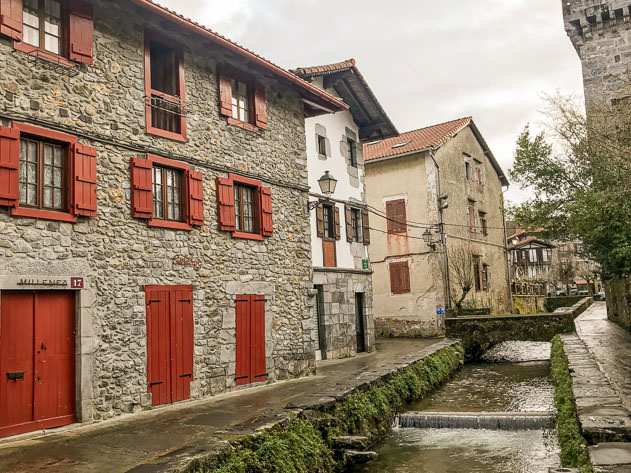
429,148,451,309
501,187,514,313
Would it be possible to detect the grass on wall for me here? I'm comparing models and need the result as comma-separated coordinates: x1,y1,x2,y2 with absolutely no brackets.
202,344,464,473
550,335,593,473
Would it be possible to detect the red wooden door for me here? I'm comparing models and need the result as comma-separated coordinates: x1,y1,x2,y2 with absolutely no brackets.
146,286,193,406
0,291,75,438
235,295,266,386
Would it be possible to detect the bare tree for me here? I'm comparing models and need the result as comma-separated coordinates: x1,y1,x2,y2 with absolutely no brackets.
555,247,575,296
440,241,474,310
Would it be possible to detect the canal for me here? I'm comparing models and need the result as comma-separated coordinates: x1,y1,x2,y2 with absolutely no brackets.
356,342,560,473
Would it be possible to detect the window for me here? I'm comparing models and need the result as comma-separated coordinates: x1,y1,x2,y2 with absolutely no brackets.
468,200,476,233
130,155,204,230
19,136,66,211
476,167,483,185
216,173,273,240
144,32,186,141
317,135,327,156
390,261,410,294
345,204,370,245
231,79,250,123
481,264,489,292
234,183,257,234
23,0,62,55
0,122,97,222
322,204,335,239
347,138,357,167
152,165,183,222
351,208,362,242
465,161,472,181
473,256,481,291
479,211,488,236
386,199,407,234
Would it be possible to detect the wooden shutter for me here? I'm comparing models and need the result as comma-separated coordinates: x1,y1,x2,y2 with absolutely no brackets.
218,73,232,117
254,83,267,129
468,206,476,232
345,205,353,243
216,176,235,231
0,125,19,208
172,287,194,402
187,170,204,226
72,143,97,217
252,296,266,382
316,203,324,238
0,0,22,41
386,199,406,234
361,209,370,245
68,0,94,64
130,158,153,219
473,258,481,291
334,206,341,240
390,261,410,294
234,295,251,386
260,186,273,237
481,265,489,291
476,167,482,185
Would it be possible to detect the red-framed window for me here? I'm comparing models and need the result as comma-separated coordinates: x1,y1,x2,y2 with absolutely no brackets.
144,30,186,142
0,121,96,222
216,173,272,240
217,67,267,132
0,0,94,66
130,154,203,230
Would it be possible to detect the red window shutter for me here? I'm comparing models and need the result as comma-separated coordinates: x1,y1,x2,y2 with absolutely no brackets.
260,186,273,237
251,296,266,382
68,0,94,64
361,209,370,245
334,206,341,240
187,170,204,226
216,176,235,231
476,167,482,185
390,261,410,294
0,125,19,207
130,158,153,219
386,199,406,234
469,206,475,232
72,143,97,216
0,0,22,41
218,73,232,117
172,287,194,402
254,83,267,129
235,295,251,386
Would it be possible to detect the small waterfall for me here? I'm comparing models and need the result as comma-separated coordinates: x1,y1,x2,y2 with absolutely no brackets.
397,411,554,430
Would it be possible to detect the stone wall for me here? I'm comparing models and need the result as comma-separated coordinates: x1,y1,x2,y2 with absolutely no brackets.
313,269,374,359
0,0,317,424
604,277,631,330
513,295,547,314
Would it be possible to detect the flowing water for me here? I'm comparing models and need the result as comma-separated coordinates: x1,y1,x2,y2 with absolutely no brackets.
356,341,560,473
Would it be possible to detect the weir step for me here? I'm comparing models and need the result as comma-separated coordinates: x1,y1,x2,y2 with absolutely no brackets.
397,411,554,430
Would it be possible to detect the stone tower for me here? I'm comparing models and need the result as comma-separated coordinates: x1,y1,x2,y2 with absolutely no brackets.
563,0,631,104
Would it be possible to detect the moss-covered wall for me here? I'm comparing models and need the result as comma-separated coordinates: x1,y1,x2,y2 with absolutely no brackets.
513,295,547,314
545,296,583,313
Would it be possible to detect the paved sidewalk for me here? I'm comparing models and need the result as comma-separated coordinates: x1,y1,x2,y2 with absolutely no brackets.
0,338,443,473
575,302,631,411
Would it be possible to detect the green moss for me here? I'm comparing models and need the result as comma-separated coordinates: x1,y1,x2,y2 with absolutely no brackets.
206,344,464,473
545,296,582,313
550,336,593,473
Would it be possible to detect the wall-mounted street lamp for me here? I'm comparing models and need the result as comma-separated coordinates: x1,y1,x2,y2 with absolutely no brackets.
308,171,338,211
423,227,441,252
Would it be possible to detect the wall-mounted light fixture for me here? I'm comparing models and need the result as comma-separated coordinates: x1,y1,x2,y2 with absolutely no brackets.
423,226,441,251
308,171,337,211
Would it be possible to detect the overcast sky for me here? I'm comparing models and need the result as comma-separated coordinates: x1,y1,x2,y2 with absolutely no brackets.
157,0,584,203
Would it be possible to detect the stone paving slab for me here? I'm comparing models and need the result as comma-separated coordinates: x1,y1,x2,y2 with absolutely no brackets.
589,443,631,472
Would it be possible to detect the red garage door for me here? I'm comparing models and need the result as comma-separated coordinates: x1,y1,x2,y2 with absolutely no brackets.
0,291,76,438
235,295,266,386
146,285,194,406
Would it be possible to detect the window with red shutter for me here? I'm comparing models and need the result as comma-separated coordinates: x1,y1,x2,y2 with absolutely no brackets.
468,200,476,233
1,122,101,223
218,66,267,131
68,0,94,64
130,155,203,231
390,261,410,294
386,199,406,234
216,173,273,240
0,0,23,40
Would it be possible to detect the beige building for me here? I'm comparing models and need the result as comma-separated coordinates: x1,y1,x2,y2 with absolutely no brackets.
364,118,511,336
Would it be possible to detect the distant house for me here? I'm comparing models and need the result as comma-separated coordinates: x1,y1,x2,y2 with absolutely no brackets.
364,117,511,336
293,59,397,359
507,231,554,296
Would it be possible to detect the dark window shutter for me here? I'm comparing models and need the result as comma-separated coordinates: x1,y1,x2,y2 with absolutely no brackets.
345,204,353,243
252,296,266,381
218,73,232,117
260,186,273,236
68,0,94,64
187,170,204,226
334,206,341,240
216,176,235,231
390,261,410,294
316,203,324,238
0,125,19,208
72,143,97,217
361,209,370,245
386,199,406,233
254,83,267,129
474,259,481,291
386,201,395,233
0,0,22,41
130,158,153,219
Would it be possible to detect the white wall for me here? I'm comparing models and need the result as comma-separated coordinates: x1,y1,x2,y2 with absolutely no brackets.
305,77,369,270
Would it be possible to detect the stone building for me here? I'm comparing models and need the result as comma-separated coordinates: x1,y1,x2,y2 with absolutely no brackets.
0,0,347,438
364,118,511,336
292,59,397,359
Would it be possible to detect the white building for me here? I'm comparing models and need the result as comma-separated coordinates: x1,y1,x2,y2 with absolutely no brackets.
293,59,397,359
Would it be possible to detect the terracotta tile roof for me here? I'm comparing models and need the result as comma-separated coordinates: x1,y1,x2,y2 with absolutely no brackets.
291,59,356,77
130,0,347,112
364,117,472,161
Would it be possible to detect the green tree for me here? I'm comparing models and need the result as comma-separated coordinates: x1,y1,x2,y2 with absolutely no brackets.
508,93,631,279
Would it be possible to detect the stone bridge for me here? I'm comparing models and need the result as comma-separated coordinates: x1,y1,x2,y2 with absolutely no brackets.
445,297,593,359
